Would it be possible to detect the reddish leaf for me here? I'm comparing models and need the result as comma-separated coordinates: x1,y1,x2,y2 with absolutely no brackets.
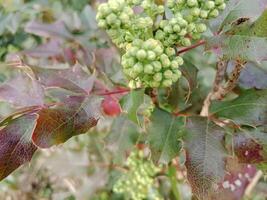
0,114,38,180
22,39,63,58
25,20,73,39
233,128,267,164
0,71,44,107
214,159,257,200
32,63,95,94
32,95,101,148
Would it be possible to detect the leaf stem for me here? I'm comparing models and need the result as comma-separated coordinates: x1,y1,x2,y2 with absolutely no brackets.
97,88,130,96
177,40,206,55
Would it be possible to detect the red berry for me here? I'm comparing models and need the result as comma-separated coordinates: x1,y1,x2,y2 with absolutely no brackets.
101,96,121,116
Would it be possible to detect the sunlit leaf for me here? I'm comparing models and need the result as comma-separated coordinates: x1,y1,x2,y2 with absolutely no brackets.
0,114,37,180
32,95,101,148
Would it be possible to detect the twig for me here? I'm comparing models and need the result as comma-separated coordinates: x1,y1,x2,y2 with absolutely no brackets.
200,59,227,116
177,40,206,54
245,170,263,197
211,59,246,100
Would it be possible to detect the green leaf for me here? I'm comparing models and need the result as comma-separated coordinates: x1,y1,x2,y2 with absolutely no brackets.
211,90,267,126
32,95,101,148
184,117,226,199
0,114,37,180
148,108,185,164
210,0,267,32
105,115,140,164
121,89,145,125
207,34,267,62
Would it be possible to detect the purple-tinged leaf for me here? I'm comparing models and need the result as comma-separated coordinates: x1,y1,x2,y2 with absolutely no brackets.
0,114,37,181
32,63,95,94
32,95,101,148
213,159,257,200
227,62,267,89
184,117,226,199
25,20,73,39
22,39,63,58
233,127,267,163
0,71,44,107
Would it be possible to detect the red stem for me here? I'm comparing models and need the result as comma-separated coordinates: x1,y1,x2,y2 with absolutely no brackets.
177,40,206,54
97,88,130,96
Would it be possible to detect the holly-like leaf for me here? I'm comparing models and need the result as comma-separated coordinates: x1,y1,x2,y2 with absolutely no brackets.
227,62,267,89
105,115,140,164
0,114,37,180
22,39,63,58
31,63,95,94
207,34,267,63
120,89,145,125
32,95,101,148
213,158,257,200
210,0,267,32
0,70,44,107
207,9,267,63
25,20,73,39
211,90,267,126
233,127,267,163
184,117,226,199
148,108,185,164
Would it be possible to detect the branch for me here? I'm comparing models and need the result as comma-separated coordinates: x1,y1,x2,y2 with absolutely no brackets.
177,40,206,54
211,60,246,100
200,59,227,116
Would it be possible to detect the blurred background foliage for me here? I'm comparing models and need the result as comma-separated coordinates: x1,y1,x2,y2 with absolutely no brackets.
0,0,267,200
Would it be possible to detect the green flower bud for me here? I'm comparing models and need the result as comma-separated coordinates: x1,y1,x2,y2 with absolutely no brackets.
215,0,224,5
165,47,176,56
187,0,198,7
187,23,196,32
205,1,215,9
162,79,172,87
152,61,162,71
98,20,107,28
159,20,168,28
175,56,184,65
200,10,208,18
136,49,147,60
133,62,143,73
191,7,200,16
164,25,173,33
172,70,181,82
164,70,173,79
209,9,219,18
173,25,181,32
171,60,179,69
153,73,163,81
144,64,154,74
218,3,226,10
98,4,111,16
147,51,156,60
106,13,117,25
196,23,207,33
